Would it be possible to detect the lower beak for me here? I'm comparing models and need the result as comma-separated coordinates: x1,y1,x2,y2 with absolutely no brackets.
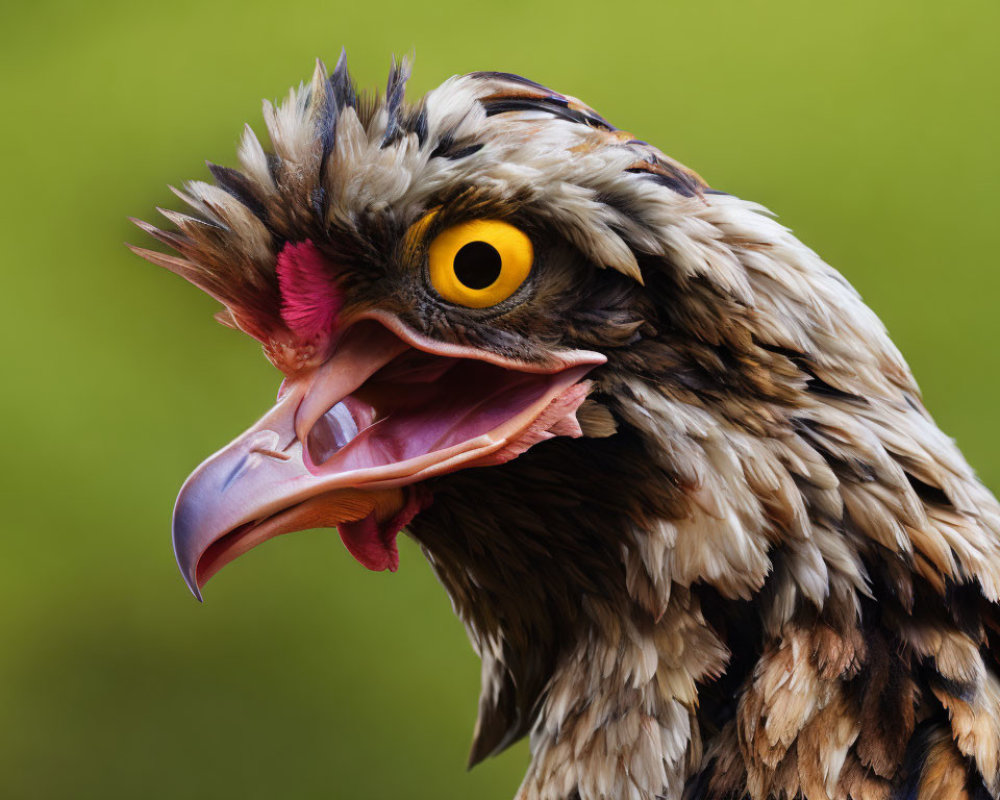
171,413,413,599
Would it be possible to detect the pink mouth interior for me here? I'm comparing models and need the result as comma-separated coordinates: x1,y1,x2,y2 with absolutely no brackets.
304,347,579,474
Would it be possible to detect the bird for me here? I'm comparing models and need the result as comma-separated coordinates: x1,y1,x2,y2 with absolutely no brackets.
132,53,1000,800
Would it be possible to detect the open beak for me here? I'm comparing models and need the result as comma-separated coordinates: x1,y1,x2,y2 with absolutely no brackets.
172,315,605,599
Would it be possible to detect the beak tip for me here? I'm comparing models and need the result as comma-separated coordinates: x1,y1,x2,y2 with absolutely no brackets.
185,573,205,603
172,483,212,603
175,550,205,602
173,532,205,603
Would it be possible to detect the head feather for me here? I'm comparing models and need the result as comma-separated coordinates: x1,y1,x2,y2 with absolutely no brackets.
131,55,716,342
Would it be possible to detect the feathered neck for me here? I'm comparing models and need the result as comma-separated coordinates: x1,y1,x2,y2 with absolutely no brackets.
408,424,730,798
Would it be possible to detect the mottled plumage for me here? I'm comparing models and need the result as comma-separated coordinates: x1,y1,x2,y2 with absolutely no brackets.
134,54,1000,800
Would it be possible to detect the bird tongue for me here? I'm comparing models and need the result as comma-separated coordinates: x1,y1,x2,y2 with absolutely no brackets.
336,488,430,571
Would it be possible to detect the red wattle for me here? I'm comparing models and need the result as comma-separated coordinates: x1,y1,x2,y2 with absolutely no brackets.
336,490,431,572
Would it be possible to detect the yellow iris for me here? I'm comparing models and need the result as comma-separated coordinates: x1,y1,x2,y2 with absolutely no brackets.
425,219,533,308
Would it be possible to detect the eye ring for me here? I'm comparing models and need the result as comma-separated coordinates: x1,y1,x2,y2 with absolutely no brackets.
426,219,533,308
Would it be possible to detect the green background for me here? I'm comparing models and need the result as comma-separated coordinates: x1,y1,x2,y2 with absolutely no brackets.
1,1,997,797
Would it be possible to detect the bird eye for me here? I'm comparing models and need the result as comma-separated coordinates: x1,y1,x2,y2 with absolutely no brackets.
426,219,533,308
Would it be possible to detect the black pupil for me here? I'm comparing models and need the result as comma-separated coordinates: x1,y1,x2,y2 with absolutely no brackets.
453,241,503,290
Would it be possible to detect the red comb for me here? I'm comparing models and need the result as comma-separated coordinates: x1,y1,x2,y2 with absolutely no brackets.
276,240,343,340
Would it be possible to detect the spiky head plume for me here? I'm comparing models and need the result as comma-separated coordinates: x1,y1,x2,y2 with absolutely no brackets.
132,53,714,345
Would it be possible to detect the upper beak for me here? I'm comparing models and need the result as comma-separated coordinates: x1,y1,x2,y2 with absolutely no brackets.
171,316,605,599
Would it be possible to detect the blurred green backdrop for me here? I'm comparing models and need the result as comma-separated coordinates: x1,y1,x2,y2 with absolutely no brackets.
1,0,998,797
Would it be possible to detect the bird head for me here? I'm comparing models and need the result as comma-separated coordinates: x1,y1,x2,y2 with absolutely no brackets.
134,54,1000,799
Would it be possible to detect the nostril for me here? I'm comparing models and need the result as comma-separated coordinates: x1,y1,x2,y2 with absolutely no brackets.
249,447,291,461
306,401,360,466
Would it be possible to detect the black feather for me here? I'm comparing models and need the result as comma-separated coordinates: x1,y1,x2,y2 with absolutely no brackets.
329,49,357,112
469,71,551,91
625,167,700,198
381,56,411,147
482,96,614,131
206,163,269,222
312,60,338,162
